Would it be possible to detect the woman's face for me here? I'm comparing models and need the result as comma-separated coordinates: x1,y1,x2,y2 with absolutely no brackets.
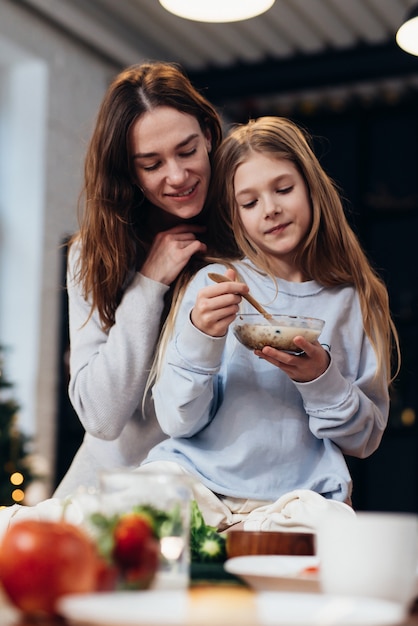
129,106,212,221
234,151,312,278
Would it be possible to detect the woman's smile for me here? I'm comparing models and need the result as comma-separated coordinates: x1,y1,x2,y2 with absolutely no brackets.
165,181,199,199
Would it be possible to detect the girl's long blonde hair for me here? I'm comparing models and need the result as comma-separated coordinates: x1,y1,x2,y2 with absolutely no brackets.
207,116,400,383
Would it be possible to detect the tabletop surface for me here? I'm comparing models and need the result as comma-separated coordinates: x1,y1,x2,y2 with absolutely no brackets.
1,583,418,626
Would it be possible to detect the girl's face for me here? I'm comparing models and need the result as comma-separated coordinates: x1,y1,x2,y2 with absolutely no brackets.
129,106,212,222
234,152,312,279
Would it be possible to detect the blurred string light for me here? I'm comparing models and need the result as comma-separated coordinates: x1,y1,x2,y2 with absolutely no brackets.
159,0,275,22
401,407,416,427
396,4,418,56
10,471,24,486
12,488,25,503
10,472,25,502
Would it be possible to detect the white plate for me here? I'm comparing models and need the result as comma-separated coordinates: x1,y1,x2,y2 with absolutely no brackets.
57,589,406,626
224,555,320,593
58,589,188,626
256,592,406,625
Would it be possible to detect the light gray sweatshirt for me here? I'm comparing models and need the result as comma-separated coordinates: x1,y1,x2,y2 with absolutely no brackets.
53,245,167,498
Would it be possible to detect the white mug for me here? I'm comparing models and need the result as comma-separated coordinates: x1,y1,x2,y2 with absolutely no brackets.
316,511,418,607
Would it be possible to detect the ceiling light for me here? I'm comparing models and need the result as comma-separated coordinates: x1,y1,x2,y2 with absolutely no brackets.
396,4,418,56
159,0,275,23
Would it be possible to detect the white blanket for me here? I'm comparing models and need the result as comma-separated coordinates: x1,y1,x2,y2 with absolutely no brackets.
0,488,354,539
242,489,355,532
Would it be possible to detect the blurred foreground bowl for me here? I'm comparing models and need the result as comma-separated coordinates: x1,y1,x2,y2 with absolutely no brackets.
226,530,315,558
232,313,325,354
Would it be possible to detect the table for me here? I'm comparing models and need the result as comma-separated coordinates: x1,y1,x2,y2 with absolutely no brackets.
2,582,418,625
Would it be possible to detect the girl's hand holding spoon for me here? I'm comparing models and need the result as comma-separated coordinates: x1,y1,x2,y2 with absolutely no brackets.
191,270,249,337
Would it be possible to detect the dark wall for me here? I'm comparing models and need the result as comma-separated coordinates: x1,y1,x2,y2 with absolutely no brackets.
55,240,84,490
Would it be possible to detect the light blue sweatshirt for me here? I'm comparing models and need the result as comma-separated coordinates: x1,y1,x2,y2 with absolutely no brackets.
146,259,389,503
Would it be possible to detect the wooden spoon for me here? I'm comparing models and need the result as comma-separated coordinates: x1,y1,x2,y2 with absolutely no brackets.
208,272,274,321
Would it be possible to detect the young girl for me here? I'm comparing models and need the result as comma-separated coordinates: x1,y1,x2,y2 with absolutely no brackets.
143,116,400,530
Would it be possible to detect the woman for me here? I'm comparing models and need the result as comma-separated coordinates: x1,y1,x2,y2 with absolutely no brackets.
53,61,237,498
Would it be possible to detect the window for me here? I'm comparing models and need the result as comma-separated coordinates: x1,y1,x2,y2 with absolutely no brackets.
0,35,48,436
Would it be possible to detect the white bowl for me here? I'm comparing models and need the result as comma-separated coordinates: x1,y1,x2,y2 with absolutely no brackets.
224,555,320,593
232,313,325,354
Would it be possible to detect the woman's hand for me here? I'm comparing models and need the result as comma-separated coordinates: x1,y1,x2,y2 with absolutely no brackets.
255,337,330,382
191,269,249,337
141,224,207,285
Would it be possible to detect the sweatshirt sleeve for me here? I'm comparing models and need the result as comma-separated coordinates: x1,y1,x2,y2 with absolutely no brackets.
67,245,169,440
152,271,226,438
294,332,390,459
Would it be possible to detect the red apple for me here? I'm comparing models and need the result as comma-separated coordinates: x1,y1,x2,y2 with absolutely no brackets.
0,519,104,616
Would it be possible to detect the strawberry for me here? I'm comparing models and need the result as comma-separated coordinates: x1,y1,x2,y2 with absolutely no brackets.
89,507,163,590
113,512,156,570
122,538,160,590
